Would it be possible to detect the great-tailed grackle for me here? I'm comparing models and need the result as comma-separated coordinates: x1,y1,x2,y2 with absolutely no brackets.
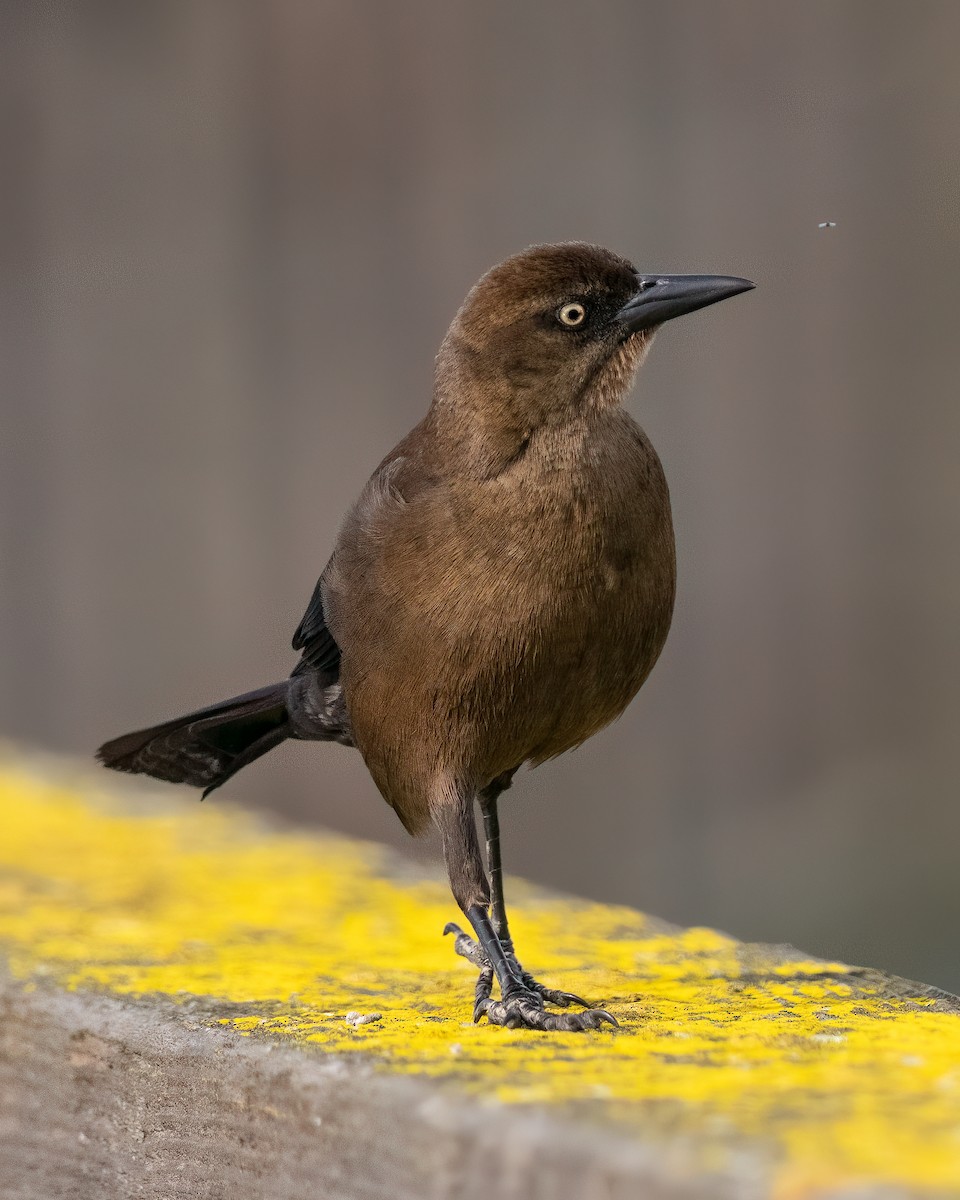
98,243,753,1031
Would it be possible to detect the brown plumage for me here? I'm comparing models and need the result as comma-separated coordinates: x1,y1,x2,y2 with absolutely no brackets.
98,243,753,1030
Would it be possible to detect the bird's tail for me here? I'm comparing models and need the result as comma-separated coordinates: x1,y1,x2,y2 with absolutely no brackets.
97,681,293,798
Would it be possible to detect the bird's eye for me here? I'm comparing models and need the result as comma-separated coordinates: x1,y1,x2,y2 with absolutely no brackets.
557,302,587,328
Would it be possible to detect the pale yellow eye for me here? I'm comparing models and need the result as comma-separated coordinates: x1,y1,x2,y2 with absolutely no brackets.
557,302,587,327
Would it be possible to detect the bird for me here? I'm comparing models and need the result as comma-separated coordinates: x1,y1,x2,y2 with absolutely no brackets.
98,243,753,1031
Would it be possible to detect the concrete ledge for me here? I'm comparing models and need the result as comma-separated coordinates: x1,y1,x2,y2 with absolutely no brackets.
1,747,959,1199
2,982,736,1200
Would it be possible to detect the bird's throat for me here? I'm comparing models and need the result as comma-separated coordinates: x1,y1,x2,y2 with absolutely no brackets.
584,332,653,412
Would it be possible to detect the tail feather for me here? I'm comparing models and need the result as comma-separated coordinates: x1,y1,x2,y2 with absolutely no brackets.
97,682,291,794
197,724,289,798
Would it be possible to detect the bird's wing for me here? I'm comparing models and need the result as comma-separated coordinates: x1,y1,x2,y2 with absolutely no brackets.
291,575,341,677
290,440,435,679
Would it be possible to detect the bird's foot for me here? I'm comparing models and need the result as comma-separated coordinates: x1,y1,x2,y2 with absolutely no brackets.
479,989,618,1031
443,922,618,1031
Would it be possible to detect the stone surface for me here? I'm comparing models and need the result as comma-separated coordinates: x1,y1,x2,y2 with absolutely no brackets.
1,747,960,1198
0,981,748,1200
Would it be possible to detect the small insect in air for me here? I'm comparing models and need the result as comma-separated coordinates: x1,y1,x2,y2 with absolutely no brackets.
818,221,837,229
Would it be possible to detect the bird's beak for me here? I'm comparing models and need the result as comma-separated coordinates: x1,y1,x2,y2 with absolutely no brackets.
616,274,755,336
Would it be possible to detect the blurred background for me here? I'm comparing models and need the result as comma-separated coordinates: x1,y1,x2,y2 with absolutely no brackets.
3,1,960,989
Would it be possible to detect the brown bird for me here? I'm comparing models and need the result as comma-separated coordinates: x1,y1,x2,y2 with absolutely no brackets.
98,243,753,1031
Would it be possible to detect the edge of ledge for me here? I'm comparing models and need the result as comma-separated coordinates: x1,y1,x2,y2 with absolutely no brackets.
1,973,755,1200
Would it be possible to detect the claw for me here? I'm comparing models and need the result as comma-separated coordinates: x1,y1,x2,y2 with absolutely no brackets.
522,975,593,1009
478,989,618,1032
578,1008,619,1029
444,924,490,970
552,991,591,1008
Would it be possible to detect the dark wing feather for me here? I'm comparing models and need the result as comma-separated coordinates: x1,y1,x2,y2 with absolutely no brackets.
291,449,427,680
291,574,342,677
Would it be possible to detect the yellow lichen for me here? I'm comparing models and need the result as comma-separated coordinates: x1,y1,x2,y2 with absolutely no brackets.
1,753,959,1195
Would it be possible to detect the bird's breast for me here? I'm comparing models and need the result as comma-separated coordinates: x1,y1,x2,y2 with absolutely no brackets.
470,416,676,761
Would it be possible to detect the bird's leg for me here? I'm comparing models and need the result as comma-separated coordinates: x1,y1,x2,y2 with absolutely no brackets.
481,781,514,948
481,784,593,1008
438,782,617,1032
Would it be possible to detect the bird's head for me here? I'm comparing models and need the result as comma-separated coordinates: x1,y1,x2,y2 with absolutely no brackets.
435,242,753,433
